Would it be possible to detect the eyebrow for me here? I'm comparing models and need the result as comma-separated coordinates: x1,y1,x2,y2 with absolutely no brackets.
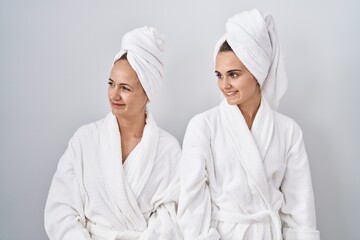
108,78,134,89
226,69,242,73
215,69,242,74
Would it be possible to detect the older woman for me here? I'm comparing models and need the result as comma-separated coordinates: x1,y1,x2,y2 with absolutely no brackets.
45,26,182,240
177,9,320,240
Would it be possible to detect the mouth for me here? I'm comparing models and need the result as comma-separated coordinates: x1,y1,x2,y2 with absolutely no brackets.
224,91,238,97
111,101,126,109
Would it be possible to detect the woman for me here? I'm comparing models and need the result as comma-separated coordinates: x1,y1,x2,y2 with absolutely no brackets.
177,9,320,240
45,26,182,240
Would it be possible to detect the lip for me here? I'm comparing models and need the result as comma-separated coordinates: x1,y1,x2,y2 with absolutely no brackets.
111,101,126,109
224,90,238,97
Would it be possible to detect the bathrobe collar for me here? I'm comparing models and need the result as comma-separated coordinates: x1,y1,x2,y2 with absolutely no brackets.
219,96,273,206
99,111,159,230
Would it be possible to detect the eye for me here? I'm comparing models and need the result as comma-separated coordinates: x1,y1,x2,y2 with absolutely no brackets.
215,72,223,80
229,72,239,78
108,81,114,86
121,86,131,92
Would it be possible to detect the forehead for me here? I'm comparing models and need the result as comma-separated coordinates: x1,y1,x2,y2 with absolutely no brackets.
110,60,141,86
215,51,245,71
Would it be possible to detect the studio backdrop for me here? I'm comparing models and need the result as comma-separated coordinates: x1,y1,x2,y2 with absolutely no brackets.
0,0,359,239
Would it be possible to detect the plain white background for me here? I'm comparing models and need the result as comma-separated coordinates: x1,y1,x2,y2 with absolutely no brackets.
0,0,359,239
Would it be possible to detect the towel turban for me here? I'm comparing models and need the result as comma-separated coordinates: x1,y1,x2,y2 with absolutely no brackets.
214,9,288,109
113,26,165,102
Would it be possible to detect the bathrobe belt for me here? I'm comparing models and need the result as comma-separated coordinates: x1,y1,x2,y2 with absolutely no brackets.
213,208,282,240
86,222,143,240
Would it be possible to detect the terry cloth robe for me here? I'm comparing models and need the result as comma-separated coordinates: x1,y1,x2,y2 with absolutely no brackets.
177,97,320,240
45,112,182,240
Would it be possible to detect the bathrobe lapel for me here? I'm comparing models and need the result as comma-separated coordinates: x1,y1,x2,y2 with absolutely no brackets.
219,98,271,207
251,97,274,162
99,112,158,231
123,112,159,199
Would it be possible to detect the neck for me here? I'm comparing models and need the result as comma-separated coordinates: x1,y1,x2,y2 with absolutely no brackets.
238,89,261,129
117,111,146,138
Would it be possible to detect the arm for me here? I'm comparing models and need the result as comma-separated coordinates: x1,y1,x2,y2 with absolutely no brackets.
177,117,220,240
44,134,92,240
280,122,320,240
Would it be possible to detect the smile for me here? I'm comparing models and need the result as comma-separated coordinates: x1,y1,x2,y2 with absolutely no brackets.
224,91,238,97
111,102,126,109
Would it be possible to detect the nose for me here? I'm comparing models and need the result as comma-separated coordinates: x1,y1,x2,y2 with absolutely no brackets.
110,85,122,100
222,77,231,89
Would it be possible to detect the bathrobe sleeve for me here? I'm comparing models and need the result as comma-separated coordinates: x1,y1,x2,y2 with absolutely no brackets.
177,116,220,240
44,131,92,240
280,121,320,240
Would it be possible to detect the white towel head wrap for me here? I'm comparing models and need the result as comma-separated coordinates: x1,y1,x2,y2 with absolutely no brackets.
113,26,166,102
214,9,288,109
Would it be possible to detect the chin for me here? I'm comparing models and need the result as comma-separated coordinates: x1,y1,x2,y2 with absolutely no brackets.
225,98,241,106
111,109,125,117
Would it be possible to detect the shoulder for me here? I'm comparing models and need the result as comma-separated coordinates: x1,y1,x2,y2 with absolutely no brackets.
157,127,181,152
57,115,108,168
272,111,305,151
153,128,181,168
183,105,220,148
273,111,303,134
70,115,108,144
186,105,220,132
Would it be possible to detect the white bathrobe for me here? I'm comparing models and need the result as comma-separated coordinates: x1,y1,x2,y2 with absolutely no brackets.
177,97,320,240
45,112,182,240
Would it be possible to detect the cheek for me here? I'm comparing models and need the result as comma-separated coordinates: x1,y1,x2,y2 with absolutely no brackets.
236,76,257,91
121,93,131,103
138,93,148,105
135,93,148,108
108,87,113,98
233,80,247,92
217,80,222,89
126,93,145,108
247,78,259,92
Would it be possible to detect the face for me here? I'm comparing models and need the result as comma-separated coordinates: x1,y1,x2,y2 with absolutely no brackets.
215,51,260,106
108,59,148,119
